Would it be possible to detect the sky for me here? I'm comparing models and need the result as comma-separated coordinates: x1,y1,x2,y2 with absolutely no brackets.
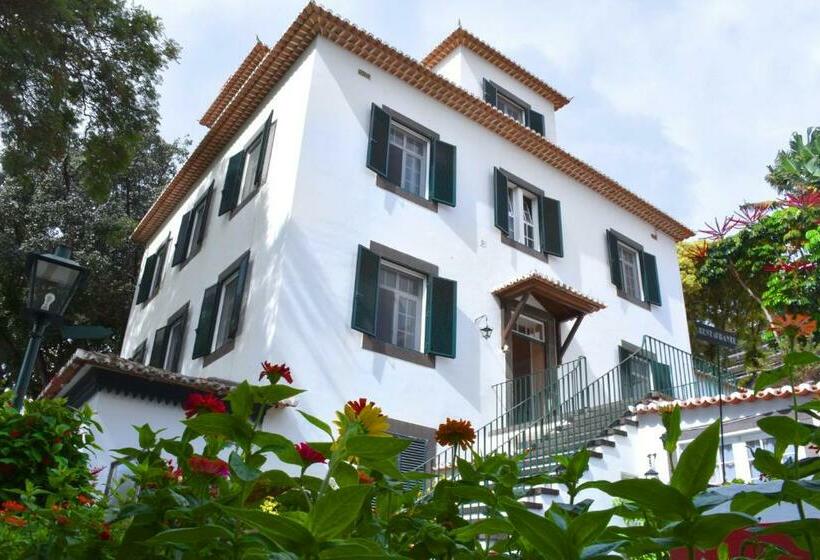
140,0,820,233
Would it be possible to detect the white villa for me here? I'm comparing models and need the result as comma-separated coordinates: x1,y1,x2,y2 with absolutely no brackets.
39,3,780,487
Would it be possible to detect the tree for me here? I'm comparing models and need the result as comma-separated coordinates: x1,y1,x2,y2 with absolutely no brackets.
0,0,179,200
0,133,188,395
767,127,820,193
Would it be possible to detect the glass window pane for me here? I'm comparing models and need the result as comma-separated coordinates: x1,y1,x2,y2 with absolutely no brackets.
215,274,239,349
375,263,424,352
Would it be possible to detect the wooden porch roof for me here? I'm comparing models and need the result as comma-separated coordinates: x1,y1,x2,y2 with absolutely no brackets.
493,272,605,322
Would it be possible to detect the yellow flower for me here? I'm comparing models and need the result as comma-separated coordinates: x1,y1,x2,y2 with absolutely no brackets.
334,398,390,438
260,496,279,515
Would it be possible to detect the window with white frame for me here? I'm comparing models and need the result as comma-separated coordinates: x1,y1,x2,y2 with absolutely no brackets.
507,185,540,251
375,262,426,352
213,270,241,351
496,93,526,124
163,317,185,372
617,242,642,300
514,315,545,342
239,133,264,203
388,123,428,197
713,443,737,483
150,243,168,298
184,198,208,259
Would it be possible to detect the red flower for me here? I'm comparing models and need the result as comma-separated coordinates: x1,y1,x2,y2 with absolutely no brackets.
294,442,326,465
346,398,370,416
782,191,820,209
358,470,375,484
3,516,26,528
2,501,25,513
9,429,21,438
188,455,230,478
435,418,476,450
259,361,293,384
183,393,227,418
99,523,111,541
55,515,69,526
77,494,94,506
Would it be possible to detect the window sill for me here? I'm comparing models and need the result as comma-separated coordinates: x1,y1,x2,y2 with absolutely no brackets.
500,233,548,263
362,334,435,368
375,175,438,213
202,339,236,368
616,290,651,310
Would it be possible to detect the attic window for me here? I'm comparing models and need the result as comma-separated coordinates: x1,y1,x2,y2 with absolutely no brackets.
496,93,526,124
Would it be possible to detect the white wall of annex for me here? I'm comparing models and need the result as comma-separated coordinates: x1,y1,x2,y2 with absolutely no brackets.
430,45,558,142
267,36,690,432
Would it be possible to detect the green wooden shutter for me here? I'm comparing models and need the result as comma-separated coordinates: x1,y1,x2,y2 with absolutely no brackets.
227,252,250,339
431,140,456,206
366,104,391,177
642,252,662,306
483,79,497,106
192,284,219,359
219,151,245,215
650,360,673,395
529,109,545,135
606,231,622,290
426,276,457,358
351,245,380,336
254,111,274,187
196,185,214,246
493,168,509,234
171,211,193,266
136,253,158,304
540,196,563,257
149,326,168,368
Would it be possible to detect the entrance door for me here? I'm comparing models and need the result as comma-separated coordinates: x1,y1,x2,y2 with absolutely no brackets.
618,346,651,403
509,314,556,423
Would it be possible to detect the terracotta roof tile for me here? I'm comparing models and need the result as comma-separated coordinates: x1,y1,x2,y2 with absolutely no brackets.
132,3,693,244
632,381,820,414
200,41,270,128
421,27,570,110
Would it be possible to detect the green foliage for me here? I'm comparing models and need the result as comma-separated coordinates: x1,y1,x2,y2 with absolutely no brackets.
2,352,818,559
0,0,179,200
0,132,187,395
767,127,820,193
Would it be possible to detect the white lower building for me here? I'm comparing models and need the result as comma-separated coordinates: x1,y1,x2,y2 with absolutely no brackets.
40,3,747,483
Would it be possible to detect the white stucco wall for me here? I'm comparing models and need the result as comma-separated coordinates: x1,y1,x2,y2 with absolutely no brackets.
431,45,558,142
119,36,691,439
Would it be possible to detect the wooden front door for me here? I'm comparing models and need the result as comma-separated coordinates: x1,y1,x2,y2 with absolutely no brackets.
509,313,557,423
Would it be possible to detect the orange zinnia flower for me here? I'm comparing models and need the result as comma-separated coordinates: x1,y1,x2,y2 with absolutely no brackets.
3,515,26,527
358,470,375,484
770,314,817,338
2,500,25,513
435,418,476,450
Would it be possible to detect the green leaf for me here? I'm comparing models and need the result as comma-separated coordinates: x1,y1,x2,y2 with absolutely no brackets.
671,421,719,497
731,491,778,515
446,484,496,506
580,540,627,560
671,513,756,549
346,435,410,460
758,416,813,448
309,485,371,541
229,451,261,482
253,384,304,406
332,460,359,487
144,525,234,546
135,423,157,449
783,351,820,367
752,448,790,480
452,518,513,540
569,508,614,550
754,366,790,392
661,405,682,454
253,432,302,466
796,400,820,420
227,381,253,419
581,479,695,520
221,505,314,550
299,410,333,438
184,413,252,443
504,504,570,559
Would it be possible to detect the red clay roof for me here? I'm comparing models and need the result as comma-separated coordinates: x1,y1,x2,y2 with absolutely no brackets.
421,27,570,110
132,3,693,244
632,381,820,415
199,41,270,128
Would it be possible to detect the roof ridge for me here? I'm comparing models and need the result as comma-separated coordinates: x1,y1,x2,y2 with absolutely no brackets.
132,2,692,243
421,26,570,110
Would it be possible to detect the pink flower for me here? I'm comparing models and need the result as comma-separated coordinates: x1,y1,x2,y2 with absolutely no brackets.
259,362,293,384
183,393,227,418
188,455,230,478
294,442,326,465
699,216,738,241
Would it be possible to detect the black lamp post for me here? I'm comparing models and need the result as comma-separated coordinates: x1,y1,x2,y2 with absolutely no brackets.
13,245,86,410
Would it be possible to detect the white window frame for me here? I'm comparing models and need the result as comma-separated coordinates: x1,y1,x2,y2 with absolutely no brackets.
239,132,264,204
150,243,168,298
496,93,526,124
212,270,240,351
388,121,430,199
617,242,643,300
163,318,185,371
513,315,545,342
184,199,207,259
377,261,427,353
507,184,540,251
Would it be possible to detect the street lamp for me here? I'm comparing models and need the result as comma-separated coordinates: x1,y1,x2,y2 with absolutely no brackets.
13,245,86,410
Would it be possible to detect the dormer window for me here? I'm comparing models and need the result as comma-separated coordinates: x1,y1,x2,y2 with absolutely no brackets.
496,93,526,125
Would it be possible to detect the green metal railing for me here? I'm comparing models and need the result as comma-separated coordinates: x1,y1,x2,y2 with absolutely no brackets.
414,336,737,493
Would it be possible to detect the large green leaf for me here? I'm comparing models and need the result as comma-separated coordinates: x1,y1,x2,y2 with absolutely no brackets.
452,518,513,541
184,412,252,443
144,525,233,546
346,435,410,460
569,508,614,550
752,449,790,480
227,381,253,419
229,451,261,482
309,485,372,541
757,416,813,452
661,405,682,454
254,384,304,405
221,505,314,550
504,505,570,559
580,540,627,560
671,421,719,497
753,366,790,392
299,410,334,438
582,479,695,520
783,351,820,367
669,513,755,549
